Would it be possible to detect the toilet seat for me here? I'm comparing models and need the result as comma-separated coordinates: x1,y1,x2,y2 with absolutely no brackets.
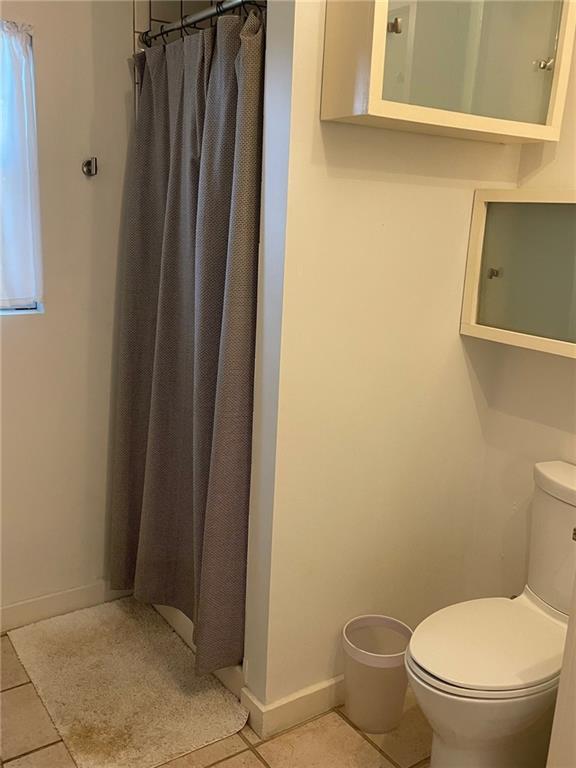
406,648,560,700
408,592,567,698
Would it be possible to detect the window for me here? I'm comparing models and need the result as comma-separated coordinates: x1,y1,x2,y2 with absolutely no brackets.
0,20,43,314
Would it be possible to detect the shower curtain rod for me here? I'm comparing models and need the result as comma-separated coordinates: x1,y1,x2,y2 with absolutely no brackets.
140,0,266,47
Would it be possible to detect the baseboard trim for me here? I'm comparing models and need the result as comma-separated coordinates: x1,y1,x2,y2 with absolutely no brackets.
154,604,245,699
241,675,345,739
0,581,131,632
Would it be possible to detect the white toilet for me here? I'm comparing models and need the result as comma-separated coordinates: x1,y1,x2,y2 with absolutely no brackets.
406,461,576,768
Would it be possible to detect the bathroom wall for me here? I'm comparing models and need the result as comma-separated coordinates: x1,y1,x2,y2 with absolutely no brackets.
547,574,576,766
0,2,133,627
1,0,572,733
244,0,531,719
519,62,576,767
464,52,576,600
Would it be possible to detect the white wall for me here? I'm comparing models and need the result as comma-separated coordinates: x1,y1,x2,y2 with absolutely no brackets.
1,1,133,626
244,0,296,705
520,52,576,768
547,576,576,767
464,51,576,601
245,0,534,711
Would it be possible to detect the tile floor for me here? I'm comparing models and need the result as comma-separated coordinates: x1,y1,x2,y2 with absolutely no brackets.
1,634,432,768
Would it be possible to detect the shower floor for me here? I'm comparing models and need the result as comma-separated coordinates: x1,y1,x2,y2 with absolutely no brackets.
1,618,431,768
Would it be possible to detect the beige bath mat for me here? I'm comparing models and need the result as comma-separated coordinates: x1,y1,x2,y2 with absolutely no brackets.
9,598,247,768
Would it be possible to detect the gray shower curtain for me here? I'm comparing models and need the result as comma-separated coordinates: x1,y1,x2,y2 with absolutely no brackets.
109,13,264,675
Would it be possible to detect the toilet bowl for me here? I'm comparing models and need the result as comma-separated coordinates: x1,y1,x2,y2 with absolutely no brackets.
406,590,566,768
406,461,576,768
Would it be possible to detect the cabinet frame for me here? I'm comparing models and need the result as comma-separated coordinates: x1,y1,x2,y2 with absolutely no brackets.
321,0,576,143
460,189,576,359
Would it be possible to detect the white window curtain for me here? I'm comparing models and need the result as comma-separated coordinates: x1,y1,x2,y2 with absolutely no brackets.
0,20,43,310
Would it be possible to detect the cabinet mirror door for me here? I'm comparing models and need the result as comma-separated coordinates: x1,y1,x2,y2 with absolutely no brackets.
477,202,576,344
382,0,563,124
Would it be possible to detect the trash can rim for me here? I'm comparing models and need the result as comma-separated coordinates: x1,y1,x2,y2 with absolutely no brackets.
342,614,413,668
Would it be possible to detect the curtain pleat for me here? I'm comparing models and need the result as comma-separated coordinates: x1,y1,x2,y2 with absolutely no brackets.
194,13,265,674
110,13,264,674
109,46,170,589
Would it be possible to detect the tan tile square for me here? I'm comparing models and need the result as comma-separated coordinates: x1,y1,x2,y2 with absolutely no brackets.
163,735,247,767
257,712,395,768
364,688,432,768
7,742,75,768
0,684,59,761
218,754,265,767
241,725,262,745
1,637,29,691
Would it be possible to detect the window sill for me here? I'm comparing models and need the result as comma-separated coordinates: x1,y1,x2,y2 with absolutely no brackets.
0,303,45,316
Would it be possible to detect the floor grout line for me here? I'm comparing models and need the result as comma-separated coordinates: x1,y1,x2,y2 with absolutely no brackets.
1,680,31,694
192,747,250,768
3,739,63,765
1,636,31,693
244,707,335,747
3,645,79,767
244,744,273,768
237,730,273,768
12,676,65,747
238,731,256,749
334,708,405,768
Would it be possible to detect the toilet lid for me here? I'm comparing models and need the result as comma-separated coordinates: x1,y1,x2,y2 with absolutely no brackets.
410,597,566,691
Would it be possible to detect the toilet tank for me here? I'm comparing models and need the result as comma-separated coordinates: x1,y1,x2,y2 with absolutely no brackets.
528,461,576,615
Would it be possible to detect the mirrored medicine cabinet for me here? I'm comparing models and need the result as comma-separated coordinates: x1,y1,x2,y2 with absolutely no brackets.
321,0,576,143
461,190,576,358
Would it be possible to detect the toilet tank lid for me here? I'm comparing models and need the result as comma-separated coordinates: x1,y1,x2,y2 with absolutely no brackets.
534,461,576,507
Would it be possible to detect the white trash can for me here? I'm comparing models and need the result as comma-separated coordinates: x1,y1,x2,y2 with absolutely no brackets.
342,614,412,733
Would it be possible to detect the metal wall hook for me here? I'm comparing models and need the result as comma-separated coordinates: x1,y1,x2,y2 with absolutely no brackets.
82,157,98,177
535,57,555,71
